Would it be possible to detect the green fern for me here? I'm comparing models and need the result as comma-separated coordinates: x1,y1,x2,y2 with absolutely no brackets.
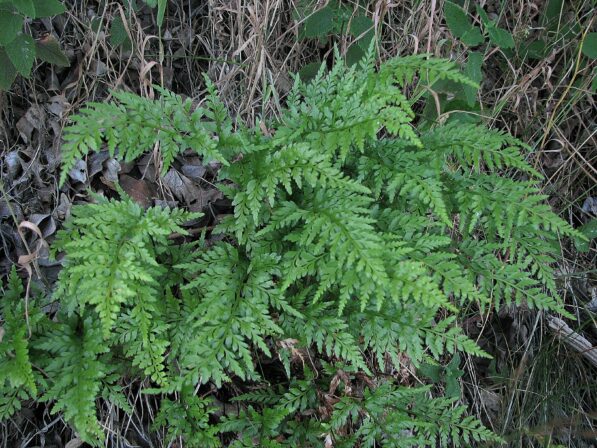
53,195,199,338
175,243,289,387
59,86,229,185
0,267,39,419
37,316,107,443
0,51,581,446
153,388,221,448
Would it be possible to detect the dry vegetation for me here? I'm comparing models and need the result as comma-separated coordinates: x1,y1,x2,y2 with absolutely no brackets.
0,0,595,446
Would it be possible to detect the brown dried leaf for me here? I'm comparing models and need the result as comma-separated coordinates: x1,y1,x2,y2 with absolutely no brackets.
16,105,46,144
479,389,501,414
47,94,69,118
5,150,23,179
64,437,84,448
163,169,202,206
54,193,71,220
101,158,121,186
17,220,49,277
120,174,155,208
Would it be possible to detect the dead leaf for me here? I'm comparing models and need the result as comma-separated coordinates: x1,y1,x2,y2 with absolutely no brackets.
47,94,69,118
587,288,597,313
65,437,84,448
189,188,223,213
16,105,46,144
91,60,108,77
101,158,121,188
479,389,501,414
582,197,597,217
68,159,88,184
5,150,23,179
29,214,56,239
88,151,110,178
137,153,157,181
120,174,155,208
163,169,203,206
17,220,48,278
54,193,71,221
181,163,207,181
46,68,61,91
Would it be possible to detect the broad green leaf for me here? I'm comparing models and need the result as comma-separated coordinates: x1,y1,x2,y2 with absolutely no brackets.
463,51,483,106
0,4,22,45
12,0,35,17
488,26,514,49
445,353,464,397
521,40,547,60
31,0,64,17
4,33,36,77
0,47,17,90
348,15,374,49
432,78,466,95
35,34,69,67
581,33,597,59
110,16,131,50
156,0,166,28
345,42,366,66
90,16,102,33
298,61,324,82
460,27,484,46
418,363,442,382
303,5,334,38
444,1,472,39
475,5,491,27
575,219,597,252
542,0,564,29
445,373,461,397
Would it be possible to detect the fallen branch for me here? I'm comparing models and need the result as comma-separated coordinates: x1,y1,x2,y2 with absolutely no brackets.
547,315,597,368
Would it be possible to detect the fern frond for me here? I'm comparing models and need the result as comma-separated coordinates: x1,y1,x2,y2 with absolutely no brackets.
38,317,107,444
280,299,369,372
177,243,286,386
382,53,479,89
423,121,539,175
60,88,229,185
153,392,221,448
47,51,582,445
260,187,388,313
53,196,199,337
0,267,40,419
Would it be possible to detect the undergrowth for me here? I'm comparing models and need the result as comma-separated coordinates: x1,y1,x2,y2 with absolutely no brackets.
0,51,584,446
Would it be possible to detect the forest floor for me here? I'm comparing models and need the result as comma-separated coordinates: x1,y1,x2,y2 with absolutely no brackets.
0,0,596,446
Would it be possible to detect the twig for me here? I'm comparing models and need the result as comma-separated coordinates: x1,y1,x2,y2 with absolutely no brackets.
546,315,597,368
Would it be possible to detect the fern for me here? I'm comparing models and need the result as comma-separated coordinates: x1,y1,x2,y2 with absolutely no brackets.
153,389,221,448
174,243,288,387
60,86,229,185
37,316,107,443
0,51,581,446
0,268,39,419
53,195,199,338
